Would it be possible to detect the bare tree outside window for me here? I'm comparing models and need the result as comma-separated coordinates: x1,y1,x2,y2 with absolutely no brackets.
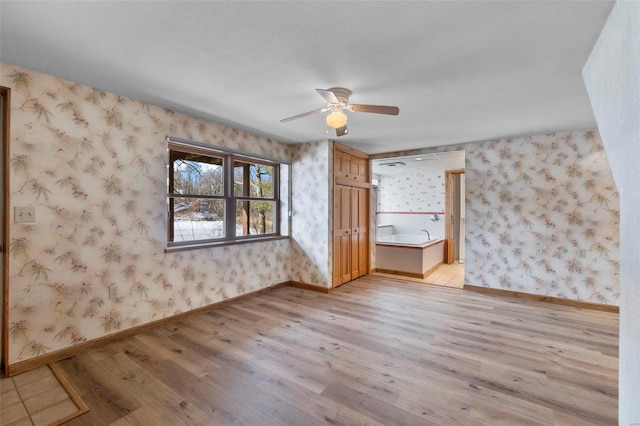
234,161,276,236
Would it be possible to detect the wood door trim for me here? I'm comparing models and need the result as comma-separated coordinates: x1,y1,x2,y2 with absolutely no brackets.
1,86,10,377
444,169,464,265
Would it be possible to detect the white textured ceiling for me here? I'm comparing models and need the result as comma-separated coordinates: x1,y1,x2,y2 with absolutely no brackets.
0,1,613,154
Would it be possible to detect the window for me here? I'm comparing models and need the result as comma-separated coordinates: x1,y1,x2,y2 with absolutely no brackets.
167,139,286,250
234,160,276,236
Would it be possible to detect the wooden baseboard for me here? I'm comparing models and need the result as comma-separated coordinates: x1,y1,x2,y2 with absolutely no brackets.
6,281,289,376
373,262,443,280
373,268,424,279
463,284,619,313
289,281,333,293
423,262,444,278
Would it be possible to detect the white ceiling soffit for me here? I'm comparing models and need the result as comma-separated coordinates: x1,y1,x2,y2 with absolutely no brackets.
0,1,613,154
372,151,465,176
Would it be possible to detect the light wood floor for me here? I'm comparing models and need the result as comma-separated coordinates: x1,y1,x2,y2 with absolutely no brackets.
56,275,618,425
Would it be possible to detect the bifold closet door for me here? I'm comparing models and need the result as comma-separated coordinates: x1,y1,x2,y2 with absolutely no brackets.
333,185,369,286
351,187,368,279
333,185,352,285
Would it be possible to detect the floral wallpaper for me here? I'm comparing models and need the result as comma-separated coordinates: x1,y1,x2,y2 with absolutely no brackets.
290,141,331,288
464,131,619,304
2,63,292,364
409,130,619,304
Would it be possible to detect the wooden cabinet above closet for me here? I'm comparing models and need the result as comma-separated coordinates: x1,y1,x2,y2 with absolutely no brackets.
334,144,369,187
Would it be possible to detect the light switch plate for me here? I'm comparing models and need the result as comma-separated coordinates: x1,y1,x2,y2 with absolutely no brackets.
15,206,36,223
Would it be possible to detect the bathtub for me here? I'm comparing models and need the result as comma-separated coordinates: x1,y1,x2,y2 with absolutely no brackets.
377,234,439,247
375,234,444,278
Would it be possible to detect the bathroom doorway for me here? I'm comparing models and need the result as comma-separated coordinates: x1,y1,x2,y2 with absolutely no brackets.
371,150,465,288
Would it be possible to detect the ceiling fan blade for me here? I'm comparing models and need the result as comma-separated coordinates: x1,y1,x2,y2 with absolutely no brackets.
316,89,340,105
336,125,348,137
280,108,327,123
349,104,399,115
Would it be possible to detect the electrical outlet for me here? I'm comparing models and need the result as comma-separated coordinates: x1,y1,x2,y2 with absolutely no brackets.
109,285,118,299
578,249,587,259
15,206,36,223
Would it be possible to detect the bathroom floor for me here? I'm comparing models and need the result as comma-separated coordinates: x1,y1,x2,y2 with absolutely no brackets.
424,262,465,288
373,262,465,289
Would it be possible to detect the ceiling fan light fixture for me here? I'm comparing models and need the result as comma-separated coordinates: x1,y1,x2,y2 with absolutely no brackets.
280,88,398,137
326,111,347,129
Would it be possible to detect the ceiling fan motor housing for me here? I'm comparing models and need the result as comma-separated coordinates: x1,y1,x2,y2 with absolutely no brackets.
328,87,352,106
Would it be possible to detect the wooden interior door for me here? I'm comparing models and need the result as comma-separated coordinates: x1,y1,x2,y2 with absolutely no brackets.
333,185,352,286
444,169,464,264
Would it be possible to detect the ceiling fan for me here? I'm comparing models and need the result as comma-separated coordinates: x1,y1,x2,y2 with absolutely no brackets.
280,88,399,137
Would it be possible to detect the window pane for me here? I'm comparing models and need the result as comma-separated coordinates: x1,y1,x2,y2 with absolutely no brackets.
171,151,224,196
171,197,225,241
235,200,275,236
234,161,274,198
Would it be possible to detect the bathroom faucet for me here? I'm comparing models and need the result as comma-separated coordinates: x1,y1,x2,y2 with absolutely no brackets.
418,229,431,239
